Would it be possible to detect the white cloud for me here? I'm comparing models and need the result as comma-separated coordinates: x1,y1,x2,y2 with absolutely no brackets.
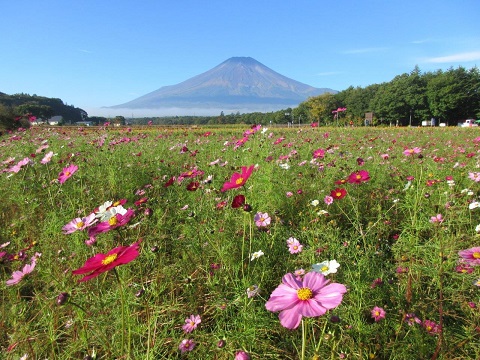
425,51,480,63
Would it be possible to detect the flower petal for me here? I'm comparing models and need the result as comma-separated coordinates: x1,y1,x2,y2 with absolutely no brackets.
278,307,303,329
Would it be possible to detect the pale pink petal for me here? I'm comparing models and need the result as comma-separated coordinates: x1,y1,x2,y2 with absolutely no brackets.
265,284,299,312
296,299,328,317
281,273,302,289
303,271,329,290
278,307,303,329
314,283,347,309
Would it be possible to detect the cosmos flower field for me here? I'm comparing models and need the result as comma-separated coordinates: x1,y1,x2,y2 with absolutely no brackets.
2,124,480,359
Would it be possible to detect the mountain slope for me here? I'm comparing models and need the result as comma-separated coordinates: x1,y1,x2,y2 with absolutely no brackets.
111,57,336,111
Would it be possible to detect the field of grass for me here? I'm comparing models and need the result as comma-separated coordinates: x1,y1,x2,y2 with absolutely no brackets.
2,124,480,359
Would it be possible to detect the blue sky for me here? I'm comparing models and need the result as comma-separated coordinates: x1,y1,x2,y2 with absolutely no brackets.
1,0,479,117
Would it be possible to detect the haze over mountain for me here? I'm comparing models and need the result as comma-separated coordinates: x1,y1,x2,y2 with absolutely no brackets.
110,57,336,114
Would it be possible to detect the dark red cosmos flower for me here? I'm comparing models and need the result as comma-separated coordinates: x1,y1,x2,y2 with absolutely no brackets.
231,194,246,208
186,181,200,191
72,240,141,282
134,197,148,206
330,188,347,200
164,177,175,188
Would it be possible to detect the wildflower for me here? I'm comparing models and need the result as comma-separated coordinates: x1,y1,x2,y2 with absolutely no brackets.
469,172,480,182
72,240,140,282
186,181,199,191
312,260,340,275
403,147,421,156
294,268,305,277
469,201,480,210
254,212,271,227
404,313,422,326
231,194,246,208
474,278,480,287
182,314,201,333
380,153,389,160
265,271,347,329
58,164,78,184
370,278,383,289
422,319,441,335
286,191,293,197
178,338,196,353
62,213,97,234
221,165,254,192
429,214,444,224
6,259,37,286
324,195,334,205
251,250,264,261
311,199,320,207
287,237,303,254
87,208,135,238
356,157,365,166
458,247,480,266
40,151,54,164
313,148,325,159
456,262,474,274
330,188,347,200
476,224,480,233
279,163,290,170
348,170,370,184
371,306,386,322
56,292,69,306
246,285,260,298
235,351,251,360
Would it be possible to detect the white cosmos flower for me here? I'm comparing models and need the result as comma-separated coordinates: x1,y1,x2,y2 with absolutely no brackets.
279,163,290,170
312,259,340,275
251,250,264,261
469,201,480,210
476,224,480,233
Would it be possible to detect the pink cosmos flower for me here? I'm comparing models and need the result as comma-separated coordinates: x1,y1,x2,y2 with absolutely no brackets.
404,313,422,326
254,212,271,227
235,351,251,360
348,170,370,184
287,237,303,254
58,164,78,184
62,213,97,234
40,151,54,164
312,148,325,159
72,240,141,282
380,153,389,160
6,259,37,286
182,314,201,333
371,306,386,322
324,195,334,205
422,319,441,335
178,339,196,353
429,214,444,224
403,147,421,156
469,172,480,182
459,247,480,266
221,165,254,192
265,271,347,329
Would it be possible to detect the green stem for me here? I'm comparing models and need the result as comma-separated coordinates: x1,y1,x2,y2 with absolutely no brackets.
114,268,130,358
301,318,306,360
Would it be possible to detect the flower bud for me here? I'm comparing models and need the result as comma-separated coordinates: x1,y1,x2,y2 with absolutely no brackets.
56,292,69,306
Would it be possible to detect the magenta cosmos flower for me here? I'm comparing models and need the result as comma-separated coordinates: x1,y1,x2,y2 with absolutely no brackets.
58,164,78,184
87,208,135,238
458,247,480,266
72,240,141,282
348,170,370,184
265,271,347,329
403,147,421,156
182,314,201,333
221,165,255,192
178,339,196,353
371,306,386,322
62,213,97,234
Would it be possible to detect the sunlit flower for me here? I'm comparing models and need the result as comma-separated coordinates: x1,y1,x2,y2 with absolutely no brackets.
311,199,320,207
348,170,370,184
182,314,201,333
458,247,480,266
265,271,347,329
403,147,421,156
429,214,444,223
235,350,251,360
330,188,347,200
469,172,480,182
6,259,37,286
88,208,135,238
324,195,334,205
312,260,340,275
313,148,325,159
72,240,140,282
371,306,386,322
40,151,54,164
405,313,422,326
221,165,254,192
287,237,303,254
422,319,441,335
247,285,260,298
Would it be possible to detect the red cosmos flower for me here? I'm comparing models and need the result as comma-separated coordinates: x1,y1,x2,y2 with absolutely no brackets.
348,170,370,184
164,177,175,188
72,240,141,282
221,165,255,192
330,188,347,200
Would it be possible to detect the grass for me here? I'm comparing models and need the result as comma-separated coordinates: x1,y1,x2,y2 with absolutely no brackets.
1,124,480,359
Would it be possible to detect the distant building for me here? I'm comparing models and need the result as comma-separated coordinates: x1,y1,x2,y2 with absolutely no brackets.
75,121,94,126
48,115,63,125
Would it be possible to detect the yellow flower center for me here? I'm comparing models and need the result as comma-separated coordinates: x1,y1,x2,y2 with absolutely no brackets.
75,221,84,229
374,311,380,316
473,252,480,259
64,171,71,177
235,177,244,185
336,192,342,197
297,287,313,301
321,266,329,272
108,217,118,226
101,253,118,265
356,174,362,180
113,201,121,206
